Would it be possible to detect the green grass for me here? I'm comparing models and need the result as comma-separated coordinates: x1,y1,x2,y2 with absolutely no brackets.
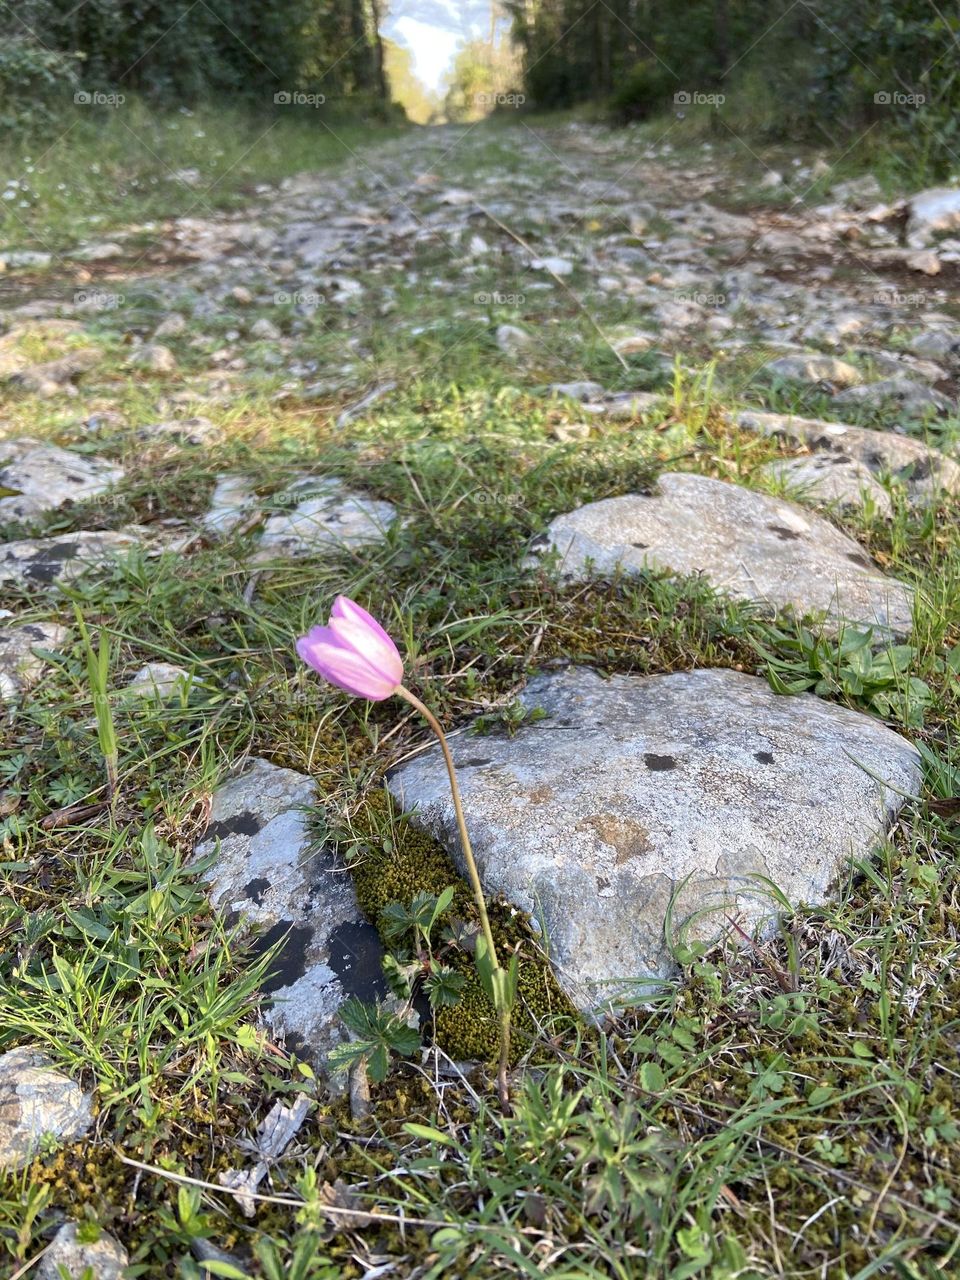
1,114,959,1278
0,97,407,254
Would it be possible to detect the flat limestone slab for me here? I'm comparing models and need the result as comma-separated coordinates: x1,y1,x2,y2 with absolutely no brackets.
196,759,385,1069
738,410,960,507
0,528,156,588
759,454,893,516
0,438,123,522
530,472,914,636
0,1048,93,1171
388,667,921,1011
0,621,70,702
255,477,396,560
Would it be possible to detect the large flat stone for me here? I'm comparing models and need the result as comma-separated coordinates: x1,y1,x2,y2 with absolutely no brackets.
0,1048,93,1170
907,186,960,247
759,454,893,516
255,477,396,559
36,1224,128,1280
388,667,921,1010
0,621,70,702
832,378,952,418
530,472,913,635
0,439,123,522
738,410,960,507
761,354,862,388
196,759,385,1069
0,528,155,588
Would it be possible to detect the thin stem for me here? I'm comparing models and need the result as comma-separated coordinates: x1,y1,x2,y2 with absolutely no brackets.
395,685,500,971
395,685,513,1111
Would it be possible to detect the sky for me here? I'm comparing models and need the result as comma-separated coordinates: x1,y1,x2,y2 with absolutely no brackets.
382,2,507,93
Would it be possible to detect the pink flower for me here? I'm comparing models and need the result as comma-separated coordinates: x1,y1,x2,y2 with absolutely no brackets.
296,595,403,701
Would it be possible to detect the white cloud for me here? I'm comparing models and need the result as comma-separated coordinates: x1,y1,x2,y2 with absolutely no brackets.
390,16,461,92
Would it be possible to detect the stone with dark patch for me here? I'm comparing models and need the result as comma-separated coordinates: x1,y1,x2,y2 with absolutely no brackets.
739,410,960,511
389,666,920,1011
0,621,70,703
195,758,384,1078
528,472,914,637
0,527,175,588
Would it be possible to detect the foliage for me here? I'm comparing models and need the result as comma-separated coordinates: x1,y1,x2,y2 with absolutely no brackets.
607,60,678,124
506,0,960,176
326,997,421,1082
758,626,937,727
0,0,388,116
0,37,81,130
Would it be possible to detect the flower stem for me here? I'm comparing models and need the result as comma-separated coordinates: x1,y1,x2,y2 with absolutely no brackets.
395,684,511,1111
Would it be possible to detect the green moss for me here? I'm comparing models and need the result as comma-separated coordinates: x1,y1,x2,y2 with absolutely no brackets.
349,788,575,1063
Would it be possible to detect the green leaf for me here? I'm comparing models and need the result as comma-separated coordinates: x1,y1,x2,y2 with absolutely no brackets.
62,906,113,941
639,1061,666,1092
403,1122,457,1146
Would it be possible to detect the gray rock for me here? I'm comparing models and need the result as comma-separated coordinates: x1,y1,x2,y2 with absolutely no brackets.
530,472,913,635
762,354,863,388
0,622,69,702
531,255,574,276
0,1048,93,1170
255,478,396,559
906,329,960,364
389,666,920,1010
548,381,606,402
759,454,893,516
250,316,282,341
37,1223,128,1280
203,475,257,534
125,662,190,699
738,410,960,506
135,416,217,446
832,377,952,418
496,324,532,355
196,759,385,1066
906,187,960,247
0,527,160,588
129,343,176,374
153,313,187,339
0,439,123,521
8,349,101,397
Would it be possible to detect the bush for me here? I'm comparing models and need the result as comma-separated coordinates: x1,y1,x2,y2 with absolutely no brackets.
607,61,678,123
0,38,81,130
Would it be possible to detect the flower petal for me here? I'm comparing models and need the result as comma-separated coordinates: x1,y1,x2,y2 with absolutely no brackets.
327,595,403,685
297,630,398,699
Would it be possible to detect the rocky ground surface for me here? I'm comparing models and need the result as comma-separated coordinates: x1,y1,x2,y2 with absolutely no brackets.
2,122,960,1273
